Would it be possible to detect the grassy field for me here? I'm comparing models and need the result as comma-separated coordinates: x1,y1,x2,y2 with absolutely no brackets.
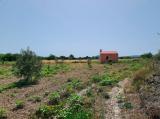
0,58,150,119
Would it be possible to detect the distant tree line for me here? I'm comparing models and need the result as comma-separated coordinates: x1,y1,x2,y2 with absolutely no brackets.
0,53,99,62
0,53,20,63
140,52,153,59
0,52,155,63
39,54,99,60
119,52,153,59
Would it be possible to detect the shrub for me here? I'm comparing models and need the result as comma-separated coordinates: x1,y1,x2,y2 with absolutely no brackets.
70,79,83,90
141,52,153,59
35,94,92,119
63,107,92,119
59,94,92,119
15,100,24,109
68,94,82,106
41,64,70,77
132,67,151,91
86,88,93,97
120,102,133,109
91,74,102,83
49,91,60,105
100,75,117,86
60,86,74,99
13,48,42,83
0,108,7,119
36,105,62,119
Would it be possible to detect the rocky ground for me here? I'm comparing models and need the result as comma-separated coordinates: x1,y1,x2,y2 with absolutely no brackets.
140,74,160,119
104,78,149,119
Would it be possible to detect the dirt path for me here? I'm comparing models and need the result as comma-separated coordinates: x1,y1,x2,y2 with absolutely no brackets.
105,79,129,119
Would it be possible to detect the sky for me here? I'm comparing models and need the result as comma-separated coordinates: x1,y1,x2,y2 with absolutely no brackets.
0,0,160,57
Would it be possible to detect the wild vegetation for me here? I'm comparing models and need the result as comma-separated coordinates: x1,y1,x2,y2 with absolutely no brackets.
0,49,158,119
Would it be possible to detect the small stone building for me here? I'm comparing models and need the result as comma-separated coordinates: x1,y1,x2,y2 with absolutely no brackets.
99,49,118,63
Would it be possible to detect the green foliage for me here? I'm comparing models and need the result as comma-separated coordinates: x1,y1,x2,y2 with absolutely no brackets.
36,105,63,119
12,48,42,82
46,54,56,60
67,94,82,105
0,66,13,79
49,91,60,105
41,64,70,77
91,74,102,83
100,78,116,86
60,106,92,119
141,52,153,59
69,78,83,90
91,73,117,86
104,58,149,81
60,85,75,99
120,102,133,109
86,88,93,97
35,94,92,119
0,107,7,119
59,94,92,119
100,75,118,86
0,53,19,63
15,100,24,109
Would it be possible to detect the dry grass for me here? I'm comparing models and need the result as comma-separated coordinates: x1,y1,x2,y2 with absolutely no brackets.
42,59,99,64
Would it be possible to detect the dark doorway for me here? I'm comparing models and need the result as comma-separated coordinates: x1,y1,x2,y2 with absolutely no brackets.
106,56,109,60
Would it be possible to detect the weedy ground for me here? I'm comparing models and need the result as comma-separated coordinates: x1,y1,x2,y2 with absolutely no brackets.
0,59,149,119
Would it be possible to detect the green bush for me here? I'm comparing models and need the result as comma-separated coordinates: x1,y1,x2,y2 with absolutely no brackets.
15,100,24,109
100,75,117,86
68,94,82,106
59,94,92,119
35,94,92,119
91,74,102,83
41,64,70,77
36,105,62,119
13,48,42,82
49,91,60,105
0,108,7,119
120,102,133,109
86,88,93,97
69,79,83,90
141,52,153,59
61,107,92,119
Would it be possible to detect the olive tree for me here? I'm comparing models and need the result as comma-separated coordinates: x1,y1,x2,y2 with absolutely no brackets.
13,48,42,82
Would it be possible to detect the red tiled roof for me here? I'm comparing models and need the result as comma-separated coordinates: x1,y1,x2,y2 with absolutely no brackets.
100,51,118,54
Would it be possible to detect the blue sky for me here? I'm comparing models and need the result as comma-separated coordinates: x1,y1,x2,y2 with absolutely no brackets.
0,0,160,57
